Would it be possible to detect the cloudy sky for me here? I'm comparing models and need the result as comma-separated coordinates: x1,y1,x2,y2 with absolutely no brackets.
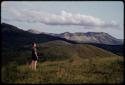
1,1,123,39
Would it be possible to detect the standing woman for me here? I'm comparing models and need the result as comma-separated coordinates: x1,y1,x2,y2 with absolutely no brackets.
31,42,38,70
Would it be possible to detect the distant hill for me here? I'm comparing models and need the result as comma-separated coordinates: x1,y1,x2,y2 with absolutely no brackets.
85,43,124,56
1,23,77,49
35,40,119,61
4,40,119,62
49,32,123,45
27,29,41,34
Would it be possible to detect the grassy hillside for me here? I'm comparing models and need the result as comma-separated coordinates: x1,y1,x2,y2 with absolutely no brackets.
85,43,124,56
37,40,118,61
2,56,123,84
1,40,124,84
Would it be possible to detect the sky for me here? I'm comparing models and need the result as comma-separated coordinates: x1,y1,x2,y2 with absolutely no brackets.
1,1,124,39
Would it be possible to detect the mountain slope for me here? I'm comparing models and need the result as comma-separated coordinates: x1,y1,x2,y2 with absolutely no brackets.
85,43,124,56
1,23,77,49
49,32,123,45
35,40,119,62
2,39,120,65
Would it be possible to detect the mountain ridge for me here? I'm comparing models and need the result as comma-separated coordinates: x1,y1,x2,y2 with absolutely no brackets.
26,27,123,45
48,32,123,45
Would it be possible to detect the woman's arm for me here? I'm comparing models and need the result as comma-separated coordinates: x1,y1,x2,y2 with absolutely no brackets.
34,48,38,58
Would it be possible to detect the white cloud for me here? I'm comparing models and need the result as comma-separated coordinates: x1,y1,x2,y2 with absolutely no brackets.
2,9,119,29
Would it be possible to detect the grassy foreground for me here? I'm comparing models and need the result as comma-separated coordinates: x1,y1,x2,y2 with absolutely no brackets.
1,56,124,84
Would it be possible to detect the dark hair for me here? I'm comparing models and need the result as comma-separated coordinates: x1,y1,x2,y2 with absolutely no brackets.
32,42,36,46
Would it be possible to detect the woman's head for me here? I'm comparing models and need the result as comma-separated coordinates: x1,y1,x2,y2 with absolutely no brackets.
32,42,36,48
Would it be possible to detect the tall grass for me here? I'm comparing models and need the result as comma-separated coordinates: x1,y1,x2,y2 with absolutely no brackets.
2,56,124,84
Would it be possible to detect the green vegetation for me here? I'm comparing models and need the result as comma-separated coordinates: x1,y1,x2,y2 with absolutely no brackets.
37,40,118,61
2,56,123,84
1,40,124,84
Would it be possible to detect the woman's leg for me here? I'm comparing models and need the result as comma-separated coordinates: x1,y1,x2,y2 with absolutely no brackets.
34,61,37,70
30,60,37,70
31,60,34,70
